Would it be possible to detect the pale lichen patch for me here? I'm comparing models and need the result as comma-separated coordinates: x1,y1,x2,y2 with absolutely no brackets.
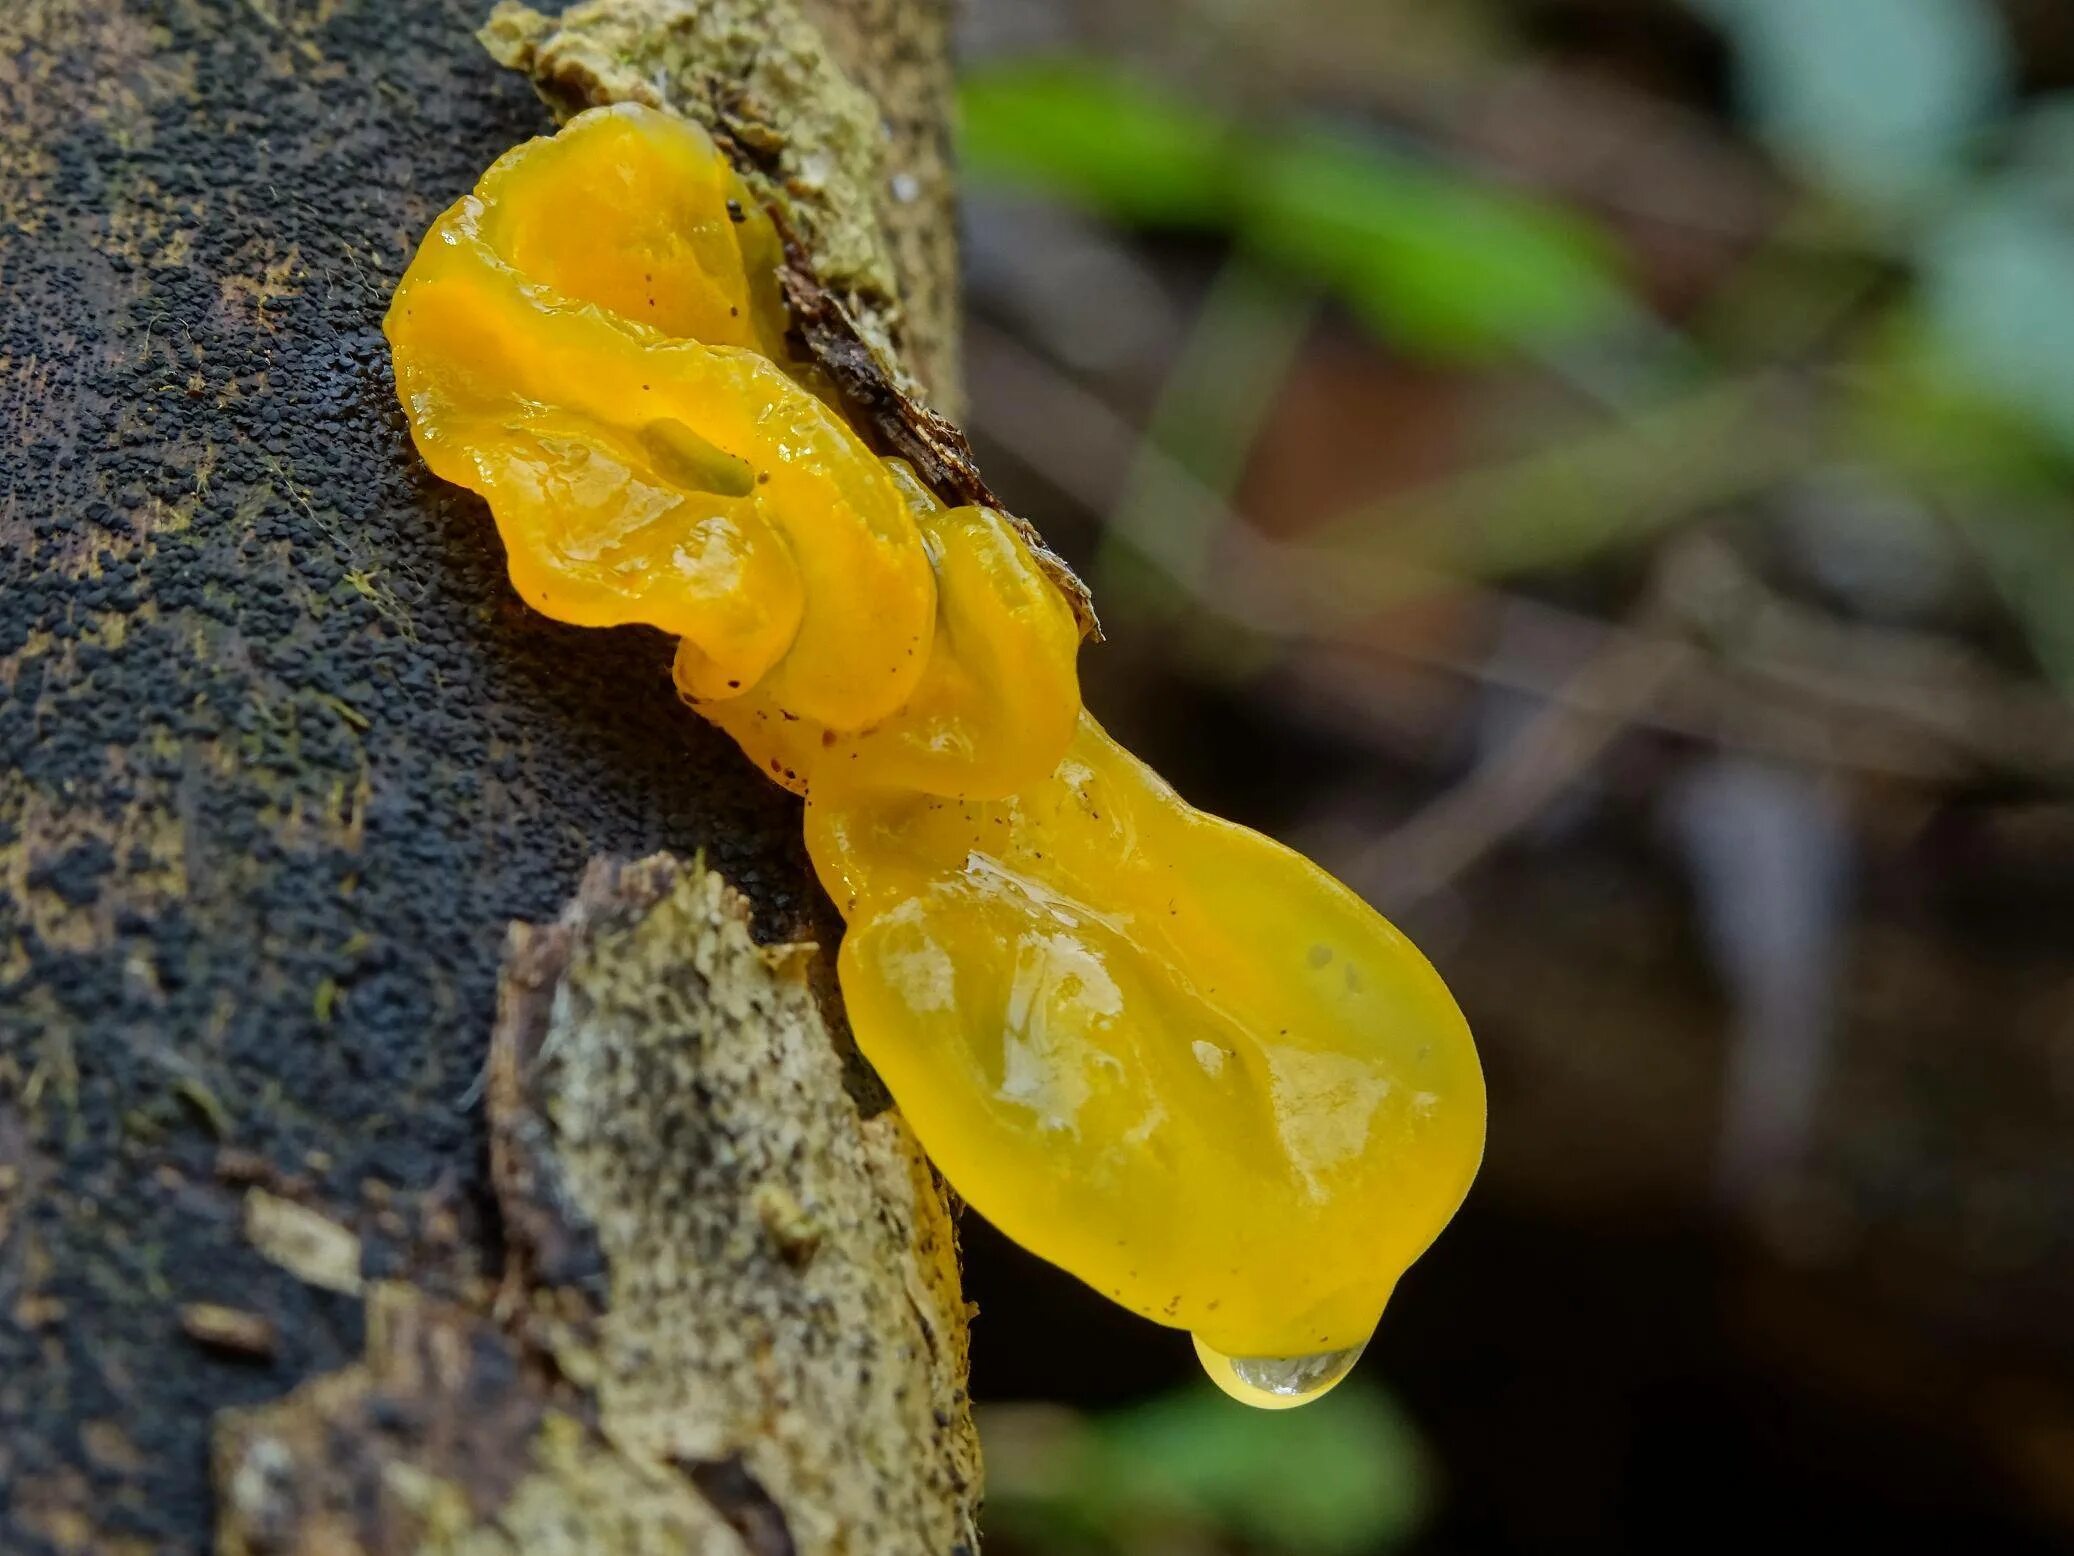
243,1187,364,1295
488,856,983,1555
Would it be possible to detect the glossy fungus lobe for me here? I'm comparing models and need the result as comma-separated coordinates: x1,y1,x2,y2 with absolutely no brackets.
384,102,1486,1399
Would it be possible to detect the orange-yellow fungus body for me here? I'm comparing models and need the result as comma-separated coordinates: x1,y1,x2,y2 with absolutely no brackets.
687,501,1082,798
807,713,1484,1359
385,103,934,728
469,100,793,360
384,102,1485,1404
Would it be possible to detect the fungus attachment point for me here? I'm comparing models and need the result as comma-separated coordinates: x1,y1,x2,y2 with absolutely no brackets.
386,102,1487,1409
1192,1334,1370,1410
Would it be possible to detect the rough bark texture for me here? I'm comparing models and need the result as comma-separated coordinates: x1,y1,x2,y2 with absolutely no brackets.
211,858,980,1555
0,2,979,1552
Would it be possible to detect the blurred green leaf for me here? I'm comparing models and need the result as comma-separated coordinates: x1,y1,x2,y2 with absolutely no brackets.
1845,312,2064,494
1236,129,1630,361
959,57,1232,225
982,1382,1429,1556
1691,0,2011,212
1919,101,2074,457
958,58,1633,361
1097,1382,1429,1556
2003,94,2074,202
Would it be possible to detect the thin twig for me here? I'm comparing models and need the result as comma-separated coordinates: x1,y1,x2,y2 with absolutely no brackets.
966,322,2074,784
1350,609,1693,911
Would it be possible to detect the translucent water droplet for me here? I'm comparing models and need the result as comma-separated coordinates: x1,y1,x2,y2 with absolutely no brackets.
1192,1332,1369,1410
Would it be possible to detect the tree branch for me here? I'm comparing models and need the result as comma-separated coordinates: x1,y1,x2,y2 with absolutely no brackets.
0,2,981,1551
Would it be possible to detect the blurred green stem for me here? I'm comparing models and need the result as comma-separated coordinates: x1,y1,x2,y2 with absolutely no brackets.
1689,195,1892,368
1290,375,1818,627
1097,254,1315,612
973,324,1816,638
1944,498,2074,700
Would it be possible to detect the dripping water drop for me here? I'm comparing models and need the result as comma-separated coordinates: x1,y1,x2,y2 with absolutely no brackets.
1191,1333,1369,1410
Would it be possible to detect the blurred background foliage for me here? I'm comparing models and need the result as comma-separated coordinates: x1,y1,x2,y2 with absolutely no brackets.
981,1383,1430,1556
948,1,2074,1552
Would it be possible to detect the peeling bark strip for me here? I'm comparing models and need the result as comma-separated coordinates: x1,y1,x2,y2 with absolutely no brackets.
215,858,981,1555
489,858,981,1553
770,234,1102,641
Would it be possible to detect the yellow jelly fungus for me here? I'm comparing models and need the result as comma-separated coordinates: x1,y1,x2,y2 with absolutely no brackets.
384,102,1486,1408
686,494,1082,799
386,104,933,728
806,713,1484,1370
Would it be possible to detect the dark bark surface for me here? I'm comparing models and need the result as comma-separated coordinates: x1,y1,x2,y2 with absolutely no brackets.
0,4,964,1550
